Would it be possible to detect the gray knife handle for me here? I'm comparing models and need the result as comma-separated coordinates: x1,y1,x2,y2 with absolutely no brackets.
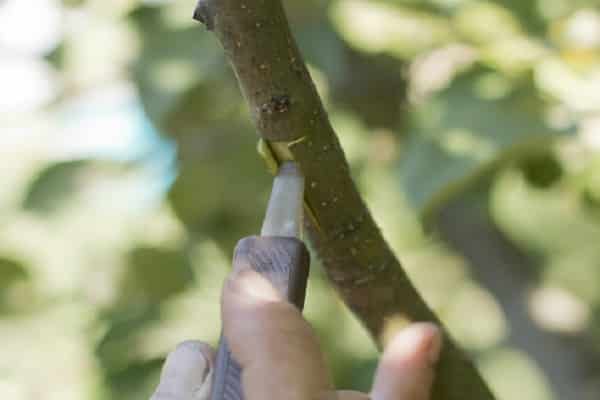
210,236,310,400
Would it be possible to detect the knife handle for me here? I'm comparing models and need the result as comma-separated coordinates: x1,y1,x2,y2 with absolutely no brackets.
210,236,310,400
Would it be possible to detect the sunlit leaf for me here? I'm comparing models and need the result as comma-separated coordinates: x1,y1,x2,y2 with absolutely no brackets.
331,0,454,58
453,2,523,44
479,348,554,400
442,283,508,350
396,66,571,217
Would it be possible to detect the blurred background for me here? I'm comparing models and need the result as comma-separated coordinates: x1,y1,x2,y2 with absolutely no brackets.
1,0,600,398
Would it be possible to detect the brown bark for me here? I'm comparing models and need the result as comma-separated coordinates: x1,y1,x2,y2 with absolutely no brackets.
192,1,495,398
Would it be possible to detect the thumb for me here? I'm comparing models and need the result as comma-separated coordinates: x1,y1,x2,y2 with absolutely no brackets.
151,341,215,400
371,323,442,400
222,267,333,400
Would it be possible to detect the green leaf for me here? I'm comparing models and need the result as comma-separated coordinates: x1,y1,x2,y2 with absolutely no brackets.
97,244,193,396
96,306,162,398
167,122,270,251
120,246,194,305
22,160,89,214
22,160,132,215
129,4,226,129
396,67,571,218
517,151,563,189
96,307,160,374
129,5,271,251
107,358,163,400
0,257,28,291
129,2,273,250
491,167,600,303
0,257,32,313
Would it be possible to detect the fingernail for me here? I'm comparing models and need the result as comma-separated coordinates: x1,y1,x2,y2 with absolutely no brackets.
389,323,443,366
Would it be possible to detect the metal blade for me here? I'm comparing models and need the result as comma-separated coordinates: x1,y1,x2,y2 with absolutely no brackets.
260,162,304,238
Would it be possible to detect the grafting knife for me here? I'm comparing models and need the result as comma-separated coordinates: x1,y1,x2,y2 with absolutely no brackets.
210,161,310,400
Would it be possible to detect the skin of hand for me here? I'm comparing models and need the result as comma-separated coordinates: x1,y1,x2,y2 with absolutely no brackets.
151,268,442,400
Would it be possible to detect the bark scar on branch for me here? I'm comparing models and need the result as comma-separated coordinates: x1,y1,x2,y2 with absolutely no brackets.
258,94,291,115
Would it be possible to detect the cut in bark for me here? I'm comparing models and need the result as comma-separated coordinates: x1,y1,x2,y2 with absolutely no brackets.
192,1,496,398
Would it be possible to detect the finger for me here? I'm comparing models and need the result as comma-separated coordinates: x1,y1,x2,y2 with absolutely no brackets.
151,341,215,400
222,267,333,400
371,323,442,400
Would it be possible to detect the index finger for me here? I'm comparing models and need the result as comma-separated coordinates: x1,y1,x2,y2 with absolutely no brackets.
222,267,333,400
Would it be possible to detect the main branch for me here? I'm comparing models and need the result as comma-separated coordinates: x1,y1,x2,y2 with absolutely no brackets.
193,1,495,398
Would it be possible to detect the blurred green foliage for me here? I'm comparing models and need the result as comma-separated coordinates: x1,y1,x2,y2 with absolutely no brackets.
2,0,600,399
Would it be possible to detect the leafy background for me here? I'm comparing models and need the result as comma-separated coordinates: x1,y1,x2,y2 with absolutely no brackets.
1,0,600,399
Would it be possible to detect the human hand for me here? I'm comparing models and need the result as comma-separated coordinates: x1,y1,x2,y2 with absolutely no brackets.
150,268,442,400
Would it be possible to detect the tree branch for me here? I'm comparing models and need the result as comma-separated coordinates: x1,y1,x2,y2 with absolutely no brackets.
193,1,495,398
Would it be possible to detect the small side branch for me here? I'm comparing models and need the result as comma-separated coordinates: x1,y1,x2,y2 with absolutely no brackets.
193,1,495,398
